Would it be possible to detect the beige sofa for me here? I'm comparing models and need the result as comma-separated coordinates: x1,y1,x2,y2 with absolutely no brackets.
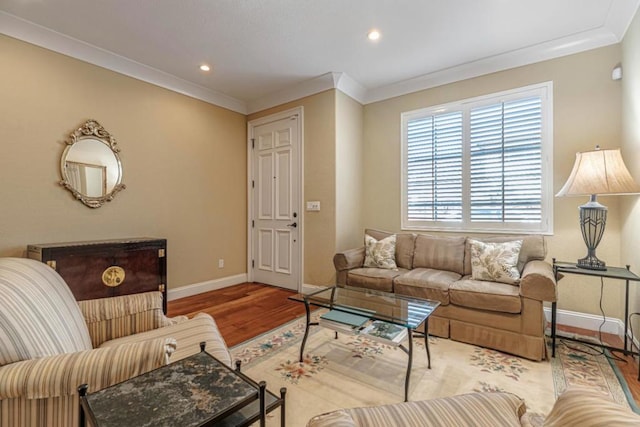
333,229,557,361
307,387,640,427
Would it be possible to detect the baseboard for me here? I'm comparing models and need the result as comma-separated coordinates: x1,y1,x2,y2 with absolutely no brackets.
167,273,248,301
543,306,640,351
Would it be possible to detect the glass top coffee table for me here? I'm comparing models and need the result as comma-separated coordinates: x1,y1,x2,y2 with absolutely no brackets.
289,286,440,401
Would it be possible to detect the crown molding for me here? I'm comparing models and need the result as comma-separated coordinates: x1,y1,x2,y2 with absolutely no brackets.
0,11,248,114
3,1,639,115
364,28,620,104
605,0,640,40
247,72,337,114
246,71,368,114
334,72,368,104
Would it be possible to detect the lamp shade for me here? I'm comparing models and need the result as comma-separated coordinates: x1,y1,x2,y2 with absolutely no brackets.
556,148,640,197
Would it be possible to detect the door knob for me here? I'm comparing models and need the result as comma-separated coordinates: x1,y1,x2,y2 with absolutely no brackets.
287,222,297,228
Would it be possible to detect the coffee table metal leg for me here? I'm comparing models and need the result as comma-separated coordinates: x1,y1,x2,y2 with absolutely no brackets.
280,387,287,427
404,327,413,402
299,300,311,362
424,319,431,369
259,381,266,427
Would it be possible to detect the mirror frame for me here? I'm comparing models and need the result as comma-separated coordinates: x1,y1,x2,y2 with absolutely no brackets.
60,119,126,208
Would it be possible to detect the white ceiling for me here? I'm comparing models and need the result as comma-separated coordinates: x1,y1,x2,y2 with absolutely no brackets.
1,0,638,114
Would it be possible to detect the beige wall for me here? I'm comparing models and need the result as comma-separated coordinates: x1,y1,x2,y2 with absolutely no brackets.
248,90,337,285
335,91,364,252
363,45,626,318
0,35,248,290
621,9,640,333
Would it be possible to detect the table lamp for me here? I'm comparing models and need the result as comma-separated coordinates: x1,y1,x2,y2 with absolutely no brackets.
556,147,640,270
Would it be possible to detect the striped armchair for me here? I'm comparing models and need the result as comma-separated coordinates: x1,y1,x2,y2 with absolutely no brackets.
0,257,231,427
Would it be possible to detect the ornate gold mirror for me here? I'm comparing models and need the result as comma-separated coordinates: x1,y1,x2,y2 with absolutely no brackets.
60,119,125,208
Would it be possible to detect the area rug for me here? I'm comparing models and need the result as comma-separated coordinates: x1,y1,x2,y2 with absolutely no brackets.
230,311,635,426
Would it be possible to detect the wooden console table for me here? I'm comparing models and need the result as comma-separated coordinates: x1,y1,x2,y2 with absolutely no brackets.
28,238,168,312
551,259,640,369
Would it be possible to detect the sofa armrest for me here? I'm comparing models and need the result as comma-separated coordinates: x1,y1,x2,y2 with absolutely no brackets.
333,247,365,286
0,338,176,399
519,260,557,302
79,291,175,347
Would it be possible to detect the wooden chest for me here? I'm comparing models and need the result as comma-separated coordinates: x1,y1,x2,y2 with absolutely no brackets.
27,238,167,313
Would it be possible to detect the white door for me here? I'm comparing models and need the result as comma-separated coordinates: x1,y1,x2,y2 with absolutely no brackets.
249,109,302,291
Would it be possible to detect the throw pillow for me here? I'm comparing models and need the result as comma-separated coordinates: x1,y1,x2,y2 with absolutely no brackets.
469,239,523,285
364,234,398,270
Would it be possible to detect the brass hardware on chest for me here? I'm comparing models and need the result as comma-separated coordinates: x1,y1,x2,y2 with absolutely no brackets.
46,260,57,270
158,249,165,258
102,266,126,287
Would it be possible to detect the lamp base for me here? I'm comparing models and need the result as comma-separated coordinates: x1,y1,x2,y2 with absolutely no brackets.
577,197,607,271
577,256,606,271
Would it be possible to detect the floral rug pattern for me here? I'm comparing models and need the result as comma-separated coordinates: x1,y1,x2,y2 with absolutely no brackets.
230,313,635,426
276,354,328,384
470,347,529,381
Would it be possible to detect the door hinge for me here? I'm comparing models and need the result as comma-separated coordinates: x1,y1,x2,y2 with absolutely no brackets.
252,220,254,228
252,180,254,188
251,138,255,149
158,249,165,258
252,260,255,268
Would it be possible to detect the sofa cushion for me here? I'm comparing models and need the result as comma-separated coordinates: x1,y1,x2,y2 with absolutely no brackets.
365,229,416,269
347,268,408,292
469,239,523,285
544,387,640,426
346,391,525,427
464,235,546,276
0,258,93,366
364,234,398,269
450,278,521,314
413,235,466,275
394,268,461,305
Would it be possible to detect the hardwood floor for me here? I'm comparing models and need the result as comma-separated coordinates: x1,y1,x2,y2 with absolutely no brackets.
167,282,308,347
168,282,640,405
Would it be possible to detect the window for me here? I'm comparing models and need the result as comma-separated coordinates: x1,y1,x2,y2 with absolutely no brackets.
401,82,553,234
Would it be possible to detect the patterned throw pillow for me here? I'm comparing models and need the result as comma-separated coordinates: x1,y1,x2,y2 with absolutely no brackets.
363,234,398,270
469,239,523,285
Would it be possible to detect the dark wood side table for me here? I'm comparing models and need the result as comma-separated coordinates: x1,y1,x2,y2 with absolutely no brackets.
79,343,286,427
551,259,640,378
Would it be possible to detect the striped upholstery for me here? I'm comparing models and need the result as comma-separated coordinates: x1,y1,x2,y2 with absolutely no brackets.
80,291,174,348
544,387,640,426
0,257,232,427
0,258,92,366
0,338,174,426
100,312,233,366
307,392,526,427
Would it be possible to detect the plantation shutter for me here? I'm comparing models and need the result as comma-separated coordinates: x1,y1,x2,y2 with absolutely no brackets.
469,96,542,223
406,111,463,221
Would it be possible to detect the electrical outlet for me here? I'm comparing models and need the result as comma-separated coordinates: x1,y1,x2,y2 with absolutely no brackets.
306,200,321,211
218,259,224,268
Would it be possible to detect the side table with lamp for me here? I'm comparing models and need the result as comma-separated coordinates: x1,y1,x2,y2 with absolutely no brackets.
554,146,640,378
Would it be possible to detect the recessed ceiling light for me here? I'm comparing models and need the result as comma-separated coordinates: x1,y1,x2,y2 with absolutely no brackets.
368,30,381,41
199,64,211,72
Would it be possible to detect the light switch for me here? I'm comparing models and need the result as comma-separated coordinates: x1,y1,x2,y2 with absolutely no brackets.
306,201,321,211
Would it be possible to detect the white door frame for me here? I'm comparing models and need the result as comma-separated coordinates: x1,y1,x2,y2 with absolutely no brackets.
247,106,304,291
